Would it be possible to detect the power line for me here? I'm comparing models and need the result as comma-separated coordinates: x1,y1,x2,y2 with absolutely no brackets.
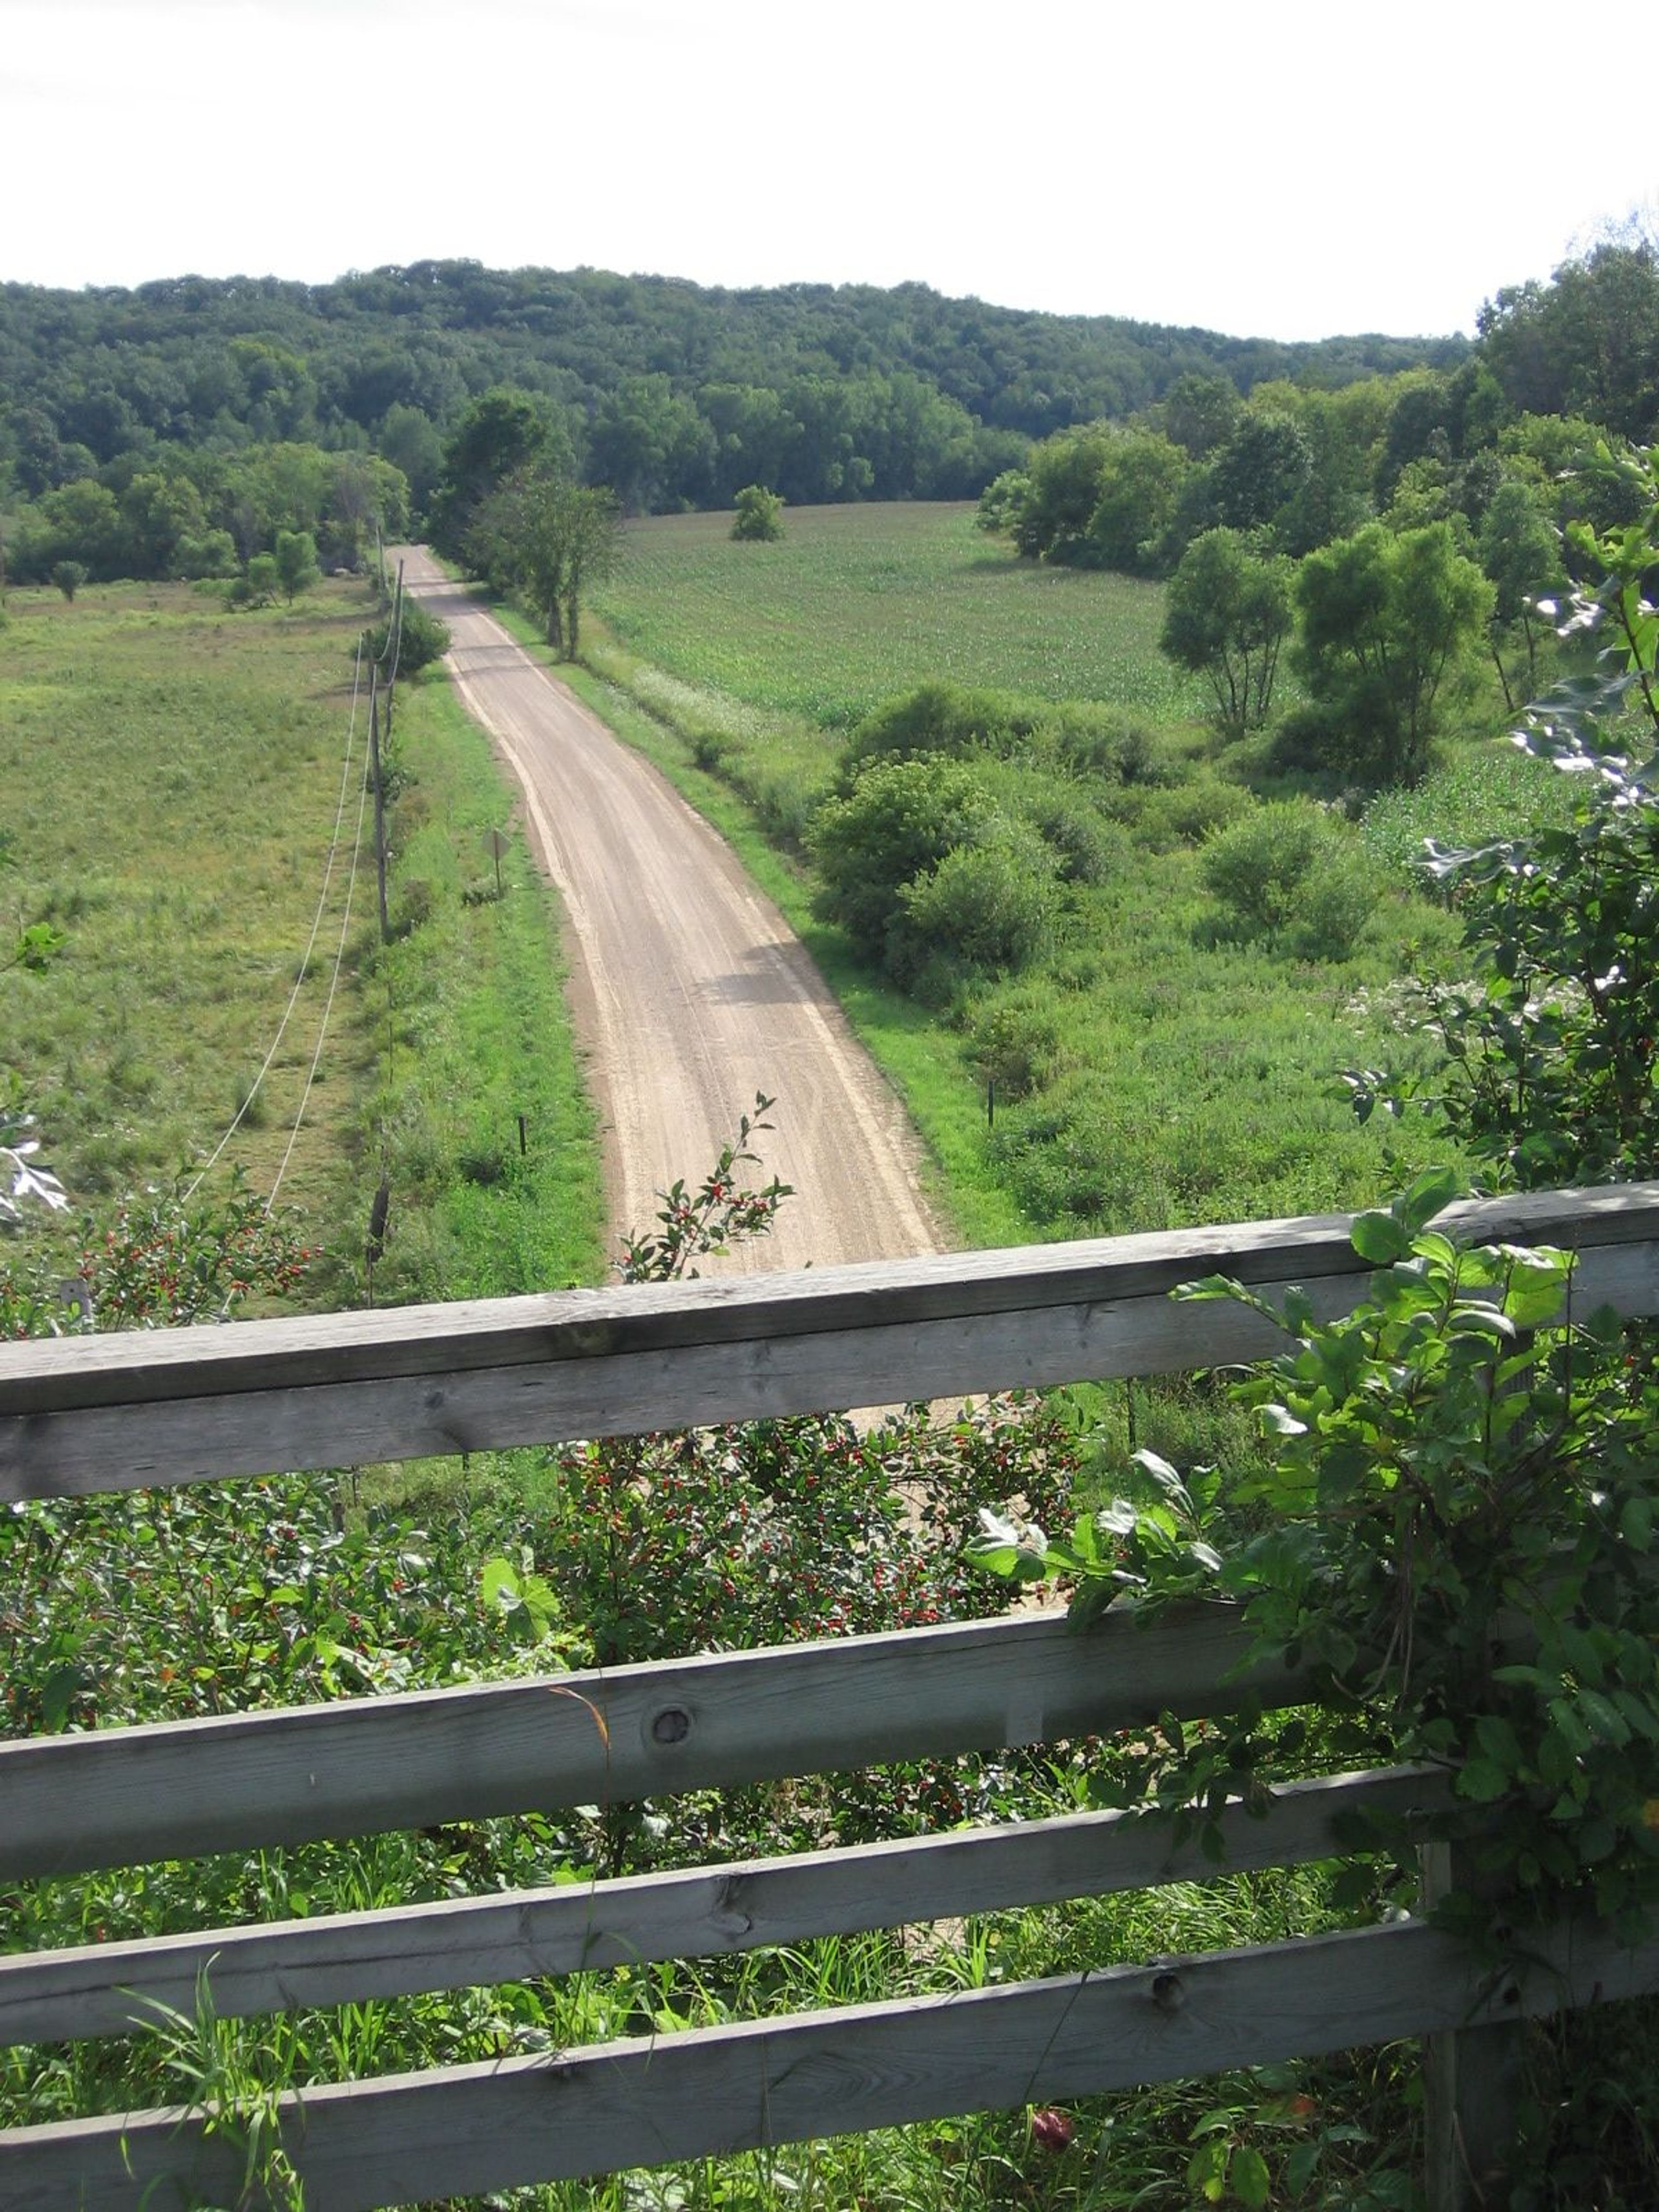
183,638,368,1200
267,731,372,1212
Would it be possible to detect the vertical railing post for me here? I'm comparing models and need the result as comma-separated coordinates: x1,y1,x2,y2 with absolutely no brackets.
1421,1839,1526,2209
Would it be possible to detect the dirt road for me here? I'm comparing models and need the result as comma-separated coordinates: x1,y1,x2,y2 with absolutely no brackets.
397,550,943,1276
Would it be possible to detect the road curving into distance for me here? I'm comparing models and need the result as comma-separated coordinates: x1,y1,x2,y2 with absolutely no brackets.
397,549,944,1277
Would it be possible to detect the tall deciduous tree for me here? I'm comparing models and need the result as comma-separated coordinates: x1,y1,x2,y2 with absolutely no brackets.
428,388,568,563
1160,528,1293,737
273,529,320,603
1477,477,1564,704
1293,521,1492,784
470,467,620,656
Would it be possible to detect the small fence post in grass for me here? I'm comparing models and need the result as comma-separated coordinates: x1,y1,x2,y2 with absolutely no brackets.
1421,1838,1526,2210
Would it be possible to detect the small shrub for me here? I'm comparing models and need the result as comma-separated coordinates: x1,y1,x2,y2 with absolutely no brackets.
1135,775,1252,849
810,757,998,960
1014,778,1130,885
966,989,1074,1100
731,484,784,542
392,877,438,938
1049,702,1174,786
1285,849,1383,962
838,681,1045,785
365,601,451,677
1201,798,1380,959
894,825,1062,995
1201,800,1327,933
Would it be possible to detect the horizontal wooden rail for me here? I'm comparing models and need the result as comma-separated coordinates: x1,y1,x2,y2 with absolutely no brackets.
4,1184,1656,1500
0,1602,1307,1879
6,1916,1652,2212
0,1767,1451,2046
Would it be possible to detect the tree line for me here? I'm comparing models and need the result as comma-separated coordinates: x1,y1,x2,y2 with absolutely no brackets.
0,261,1459,539
3,236,1656,613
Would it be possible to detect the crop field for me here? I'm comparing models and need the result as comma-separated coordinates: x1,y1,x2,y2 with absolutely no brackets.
591,503,1207,729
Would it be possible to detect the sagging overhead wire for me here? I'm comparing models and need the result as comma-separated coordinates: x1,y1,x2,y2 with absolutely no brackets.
266,727,372,1211
183,634,369,1201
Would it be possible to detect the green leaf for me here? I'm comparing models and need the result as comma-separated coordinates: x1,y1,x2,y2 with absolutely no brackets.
1134,1449,1189,1503
1397,1165,1462,1234
1548,1697,1594,1755
1256,1402,1308,1437
1474,1714,1523,1772
1622,1497,1654,1553
1457,1757,1511,1804
1284,2142,1322,2192
1446,1303,1516,1341
1351,1210,1408,1265
1230,2143,1271,2209
1576,1689,1633,1747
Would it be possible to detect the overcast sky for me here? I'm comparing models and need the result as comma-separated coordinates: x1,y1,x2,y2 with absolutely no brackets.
3,0,1651,342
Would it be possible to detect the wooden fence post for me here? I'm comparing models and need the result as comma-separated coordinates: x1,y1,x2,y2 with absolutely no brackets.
1421,1840,1526,2210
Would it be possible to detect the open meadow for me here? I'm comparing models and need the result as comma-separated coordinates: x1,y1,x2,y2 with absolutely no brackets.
584,502,1578,1253
0,575,604,1309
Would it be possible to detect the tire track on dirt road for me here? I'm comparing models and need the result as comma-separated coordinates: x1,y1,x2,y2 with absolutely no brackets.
398,550,944,1276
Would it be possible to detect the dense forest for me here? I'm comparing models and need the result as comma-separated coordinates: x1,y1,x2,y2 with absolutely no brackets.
0,260,1462,563
3,238,1656,617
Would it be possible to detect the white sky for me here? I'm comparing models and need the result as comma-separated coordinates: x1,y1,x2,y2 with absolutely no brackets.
3,0,1653,343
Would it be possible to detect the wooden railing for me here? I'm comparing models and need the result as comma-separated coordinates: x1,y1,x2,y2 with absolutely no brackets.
4,1184,1659,2212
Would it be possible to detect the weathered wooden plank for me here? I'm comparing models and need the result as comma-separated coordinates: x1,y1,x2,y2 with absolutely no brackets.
0,1767,1451,2045
0,1602,1309,1879
5,1187,1655,1500
5,1916,1652,2212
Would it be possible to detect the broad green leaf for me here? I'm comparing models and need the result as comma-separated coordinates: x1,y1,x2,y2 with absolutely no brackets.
1457,1757,1510,1804
1548,1697,1594,1755
1230,2143,1272,2209
1351,1210,1408,1265
1576,1689,1632,1747
1256,1402,1308,1438
1134,1449,1189,1501
1396,1165,1462,1235
1474,1714,1523,1772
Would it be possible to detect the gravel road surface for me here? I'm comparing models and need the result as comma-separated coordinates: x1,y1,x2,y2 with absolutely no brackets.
398,550,944,1276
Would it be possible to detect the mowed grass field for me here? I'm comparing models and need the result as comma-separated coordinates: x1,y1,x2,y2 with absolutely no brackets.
592,502,1206,728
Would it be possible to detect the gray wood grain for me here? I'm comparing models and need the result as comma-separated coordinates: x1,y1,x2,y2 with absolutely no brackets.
0,1766,1451,2045
6,1916,1652,2212
0,1601,1310,1878
5,1186,1654,1500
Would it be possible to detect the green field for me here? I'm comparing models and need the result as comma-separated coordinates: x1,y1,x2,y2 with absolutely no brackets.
0,577,604,1305
592,502,1207,728
578,504,1540,1248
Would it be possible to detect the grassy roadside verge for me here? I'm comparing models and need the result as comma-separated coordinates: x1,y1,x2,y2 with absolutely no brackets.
485,593,1033,1252
349,668,607,1303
